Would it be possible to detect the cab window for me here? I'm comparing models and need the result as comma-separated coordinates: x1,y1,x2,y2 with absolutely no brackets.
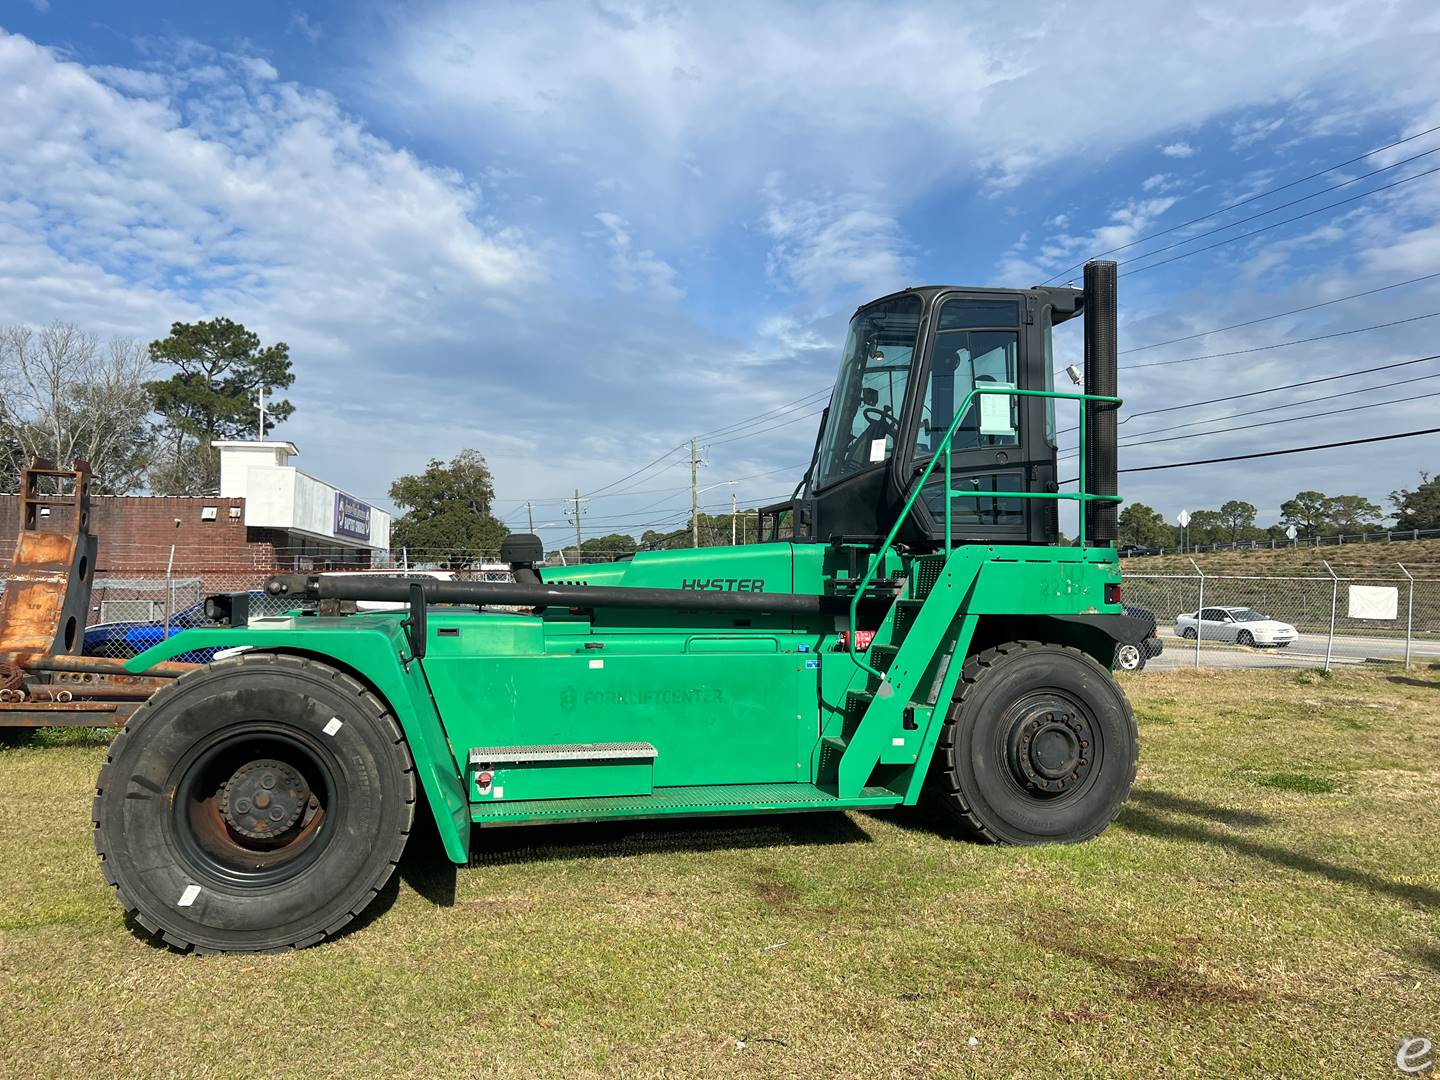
918,298,1020,456
813,295,922,487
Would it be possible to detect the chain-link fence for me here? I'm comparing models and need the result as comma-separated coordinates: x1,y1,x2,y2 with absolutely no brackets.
4,548,1437,671
1125,563,1439,670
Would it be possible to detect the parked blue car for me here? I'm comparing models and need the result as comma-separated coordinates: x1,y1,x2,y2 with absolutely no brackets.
83,591,270,663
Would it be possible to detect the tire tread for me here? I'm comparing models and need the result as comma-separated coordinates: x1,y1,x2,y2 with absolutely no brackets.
92,652,416,953
928,640,1138,844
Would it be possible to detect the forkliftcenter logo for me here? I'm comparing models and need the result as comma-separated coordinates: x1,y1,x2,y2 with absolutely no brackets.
573,687,723,708
679,577,766,592
1397,1036,1434,1073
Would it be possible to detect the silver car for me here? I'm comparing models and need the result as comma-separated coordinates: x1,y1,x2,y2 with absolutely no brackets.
1173,606,1298,647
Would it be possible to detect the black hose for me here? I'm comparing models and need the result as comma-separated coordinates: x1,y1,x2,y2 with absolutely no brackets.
265,573,887,617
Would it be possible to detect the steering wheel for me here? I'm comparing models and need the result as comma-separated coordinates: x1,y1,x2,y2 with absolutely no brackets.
861,405,898,434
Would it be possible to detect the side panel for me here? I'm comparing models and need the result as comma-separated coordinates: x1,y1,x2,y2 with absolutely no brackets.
127,619,472,864
422,651,812,786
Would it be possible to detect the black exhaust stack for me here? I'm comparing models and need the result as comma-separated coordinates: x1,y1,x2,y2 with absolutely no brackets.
1082,260,1119,545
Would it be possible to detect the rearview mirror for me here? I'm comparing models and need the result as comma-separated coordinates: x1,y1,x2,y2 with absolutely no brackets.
861,387,879,406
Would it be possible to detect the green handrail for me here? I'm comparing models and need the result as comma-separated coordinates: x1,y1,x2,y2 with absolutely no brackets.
847,385,1122,680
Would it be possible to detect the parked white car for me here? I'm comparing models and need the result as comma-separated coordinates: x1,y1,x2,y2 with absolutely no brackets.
1174,606,1298,647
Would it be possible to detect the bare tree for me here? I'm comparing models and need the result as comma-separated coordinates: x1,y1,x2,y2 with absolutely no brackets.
0,322,154,493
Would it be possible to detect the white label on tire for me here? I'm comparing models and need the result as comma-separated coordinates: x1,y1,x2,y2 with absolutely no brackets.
178,884,201,907
323,717,344,736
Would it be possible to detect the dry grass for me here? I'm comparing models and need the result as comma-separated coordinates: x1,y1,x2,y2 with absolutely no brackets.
1,665,1438,1078
1129,535,1440,576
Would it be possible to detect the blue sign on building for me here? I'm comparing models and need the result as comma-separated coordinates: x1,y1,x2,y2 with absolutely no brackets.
334,492,371,541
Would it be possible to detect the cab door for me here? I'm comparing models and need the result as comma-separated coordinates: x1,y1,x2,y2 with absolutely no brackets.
903,292,1057,545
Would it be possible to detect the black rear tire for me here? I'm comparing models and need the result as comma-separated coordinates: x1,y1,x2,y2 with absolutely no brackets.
928,641,1137,845
93,653,415,952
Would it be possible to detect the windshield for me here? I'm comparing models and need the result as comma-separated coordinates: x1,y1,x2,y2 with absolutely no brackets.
1230,609,1267,622
813,295,922,488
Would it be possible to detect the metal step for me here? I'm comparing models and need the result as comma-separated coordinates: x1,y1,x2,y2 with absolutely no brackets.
470,781,902,824
468,741,657,766
869,643,899,671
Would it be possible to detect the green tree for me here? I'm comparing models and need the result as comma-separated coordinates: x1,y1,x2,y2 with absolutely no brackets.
1327,494,1382,532
389,449,508,563
1279,490,1332,538
1391,471,1440,530
1117,502,1173,548
1216,499,1258,543
1186,509,1226,547
582,533,638,561
147,318,294,494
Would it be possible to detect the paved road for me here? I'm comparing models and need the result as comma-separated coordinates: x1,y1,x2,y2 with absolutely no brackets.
1146,624,1440,669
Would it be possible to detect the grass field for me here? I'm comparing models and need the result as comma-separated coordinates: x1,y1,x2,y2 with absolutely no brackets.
1,666,1437,1078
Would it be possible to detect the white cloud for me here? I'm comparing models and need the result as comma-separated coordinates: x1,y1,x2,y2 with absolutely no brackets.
593,212,683,300
1160,141,1196,159
762,180,907,299
289,12,322,43
0,30,550,500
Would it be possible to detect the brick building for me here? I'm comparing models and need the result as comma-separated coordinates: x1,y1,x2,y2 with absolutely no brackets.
1,441,392,578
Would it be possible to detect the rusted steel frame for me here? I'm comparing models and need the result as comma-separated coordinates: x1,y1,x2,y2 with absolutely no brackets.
16,653,197,679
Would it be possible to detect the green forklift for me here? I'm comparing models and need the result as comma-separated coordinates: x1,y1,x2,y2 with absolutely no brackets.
94,260,1148,952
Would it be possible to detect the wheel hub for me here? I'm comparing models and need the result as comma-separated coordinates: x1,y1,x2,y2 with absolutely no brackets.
1008,707,1093,796
220,758,312,841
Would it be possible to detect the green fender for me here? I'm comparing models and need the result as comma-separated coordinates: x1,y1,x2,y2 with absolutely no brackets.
125,619,471,864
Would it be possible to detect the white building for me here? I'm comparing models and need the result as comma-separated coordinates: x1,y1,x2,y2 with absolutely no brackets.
215,441,391,563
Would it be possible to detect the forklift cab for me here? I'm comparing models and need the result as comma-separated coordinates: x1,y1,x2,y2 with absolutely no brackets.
776,284,1085,551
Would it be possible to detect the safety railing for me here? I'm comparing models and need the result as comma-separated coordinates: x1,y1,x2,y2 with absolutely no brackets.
847,385,1122,679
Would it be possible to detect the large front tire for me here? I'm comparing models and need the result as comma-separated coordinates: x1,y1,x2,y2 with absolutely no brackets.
93,653,416,952
929,641,1137,845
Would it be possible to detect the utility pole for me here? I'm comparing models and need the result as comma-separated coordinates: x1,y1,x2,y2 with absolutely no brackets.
573,488,583,562
690,438,700,548
527,500,535,533
731,491,737,546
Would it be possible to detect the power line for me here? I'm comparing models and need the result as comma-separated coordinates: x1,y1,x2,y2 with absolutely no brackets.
1112,144,1440,270
581,441,689,498
707,406,826,447
1120,269,1440,355
1124,309,1440,370
692,387,831,440
1041,122,1440,283
1114,426,1440,474
569,463,807,527
1120,163,1440,278
1057,353,1440,435
1059,363,1440,444
1112,369,1440,443
1061,386,1440,459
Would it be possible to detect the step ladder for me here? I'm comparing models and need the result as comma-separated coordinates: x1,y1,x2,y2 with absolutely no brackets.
819,547,983,799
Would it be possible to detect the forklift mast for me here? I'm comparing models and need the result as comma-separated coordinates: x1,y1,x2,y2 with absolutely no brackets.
763,261,1119,551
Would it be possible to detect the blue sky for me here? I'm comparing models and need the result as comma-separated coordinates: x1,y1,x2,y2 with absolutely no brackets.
3,0,1440,550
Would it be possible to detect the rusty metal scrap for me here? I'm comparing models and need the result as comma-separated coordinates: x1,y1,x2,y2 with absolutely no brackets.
0,460,193,728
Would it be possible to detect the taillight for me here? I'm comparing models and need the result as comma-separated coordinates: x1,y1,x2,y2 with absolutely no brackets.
1104,583,1122,605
